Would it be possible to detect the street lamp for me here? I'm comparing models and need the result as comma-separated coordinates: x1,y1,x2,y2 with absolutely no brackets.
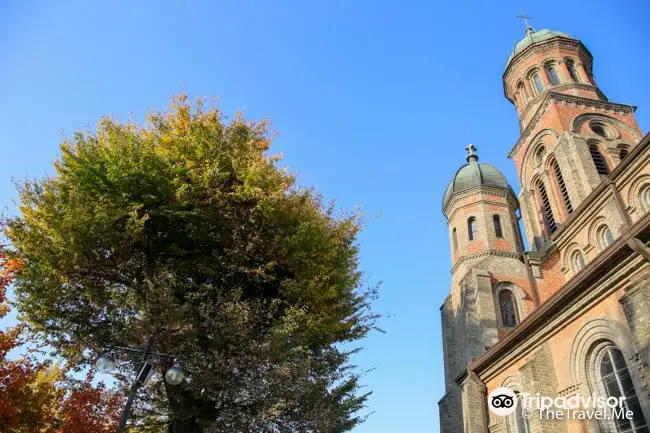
96,353,116,374
96,337,185,433
164,362,184,386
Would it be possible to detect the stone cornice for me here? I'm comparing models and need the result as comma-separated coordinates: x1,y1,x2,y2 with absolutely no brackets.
508,93,637,160
451,250,523,274
443,185,519,218
503,37,587,82
503,37,593,102
516,83,606,129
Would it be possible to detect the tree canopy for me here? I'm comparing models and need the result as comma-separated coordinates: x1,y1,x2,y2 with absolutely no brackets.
4,95,378,432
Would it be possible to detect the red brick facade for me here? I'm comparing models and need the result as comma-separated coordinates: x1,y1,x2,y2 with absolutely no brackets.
439,27,650,433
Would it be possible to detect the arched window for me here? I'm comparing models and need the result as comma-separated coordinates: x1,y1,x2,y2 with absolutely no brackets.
546,64,560,85
571,250,586,273
566,59,580,82
589,142,610,175
592,124,607,137
536,179,557,233
517,81,529,103
531,72,544,94
514,393,531,433
493,215,503,238
599,225,614,248
468,217,478,241
550,158,573,214
452,228,458,252
499,290,518,327
618,144,630,160
595,346,648,432
643,185,650,209
533,145,546,166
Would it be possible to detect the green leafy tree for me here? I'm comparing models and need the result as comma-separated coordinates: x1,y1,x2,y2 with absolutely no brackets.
4,95,378,432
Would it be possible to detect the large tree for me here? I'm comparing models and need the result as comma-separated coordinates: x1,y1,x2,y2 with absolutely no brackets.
4,95,378,432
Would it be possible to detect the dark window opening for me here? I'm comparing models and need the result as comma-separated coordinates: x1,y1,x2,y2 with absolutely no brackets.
547,66,560,85
532,73,544,93
589,143,610,175
468,217,478,241
499,290,518,327
493,215,503,238
537,180,557,233
597,347,649,433
551,159,573,214
592,124,607,137
515,392,531,433
566,60,579,82
619,145,630,160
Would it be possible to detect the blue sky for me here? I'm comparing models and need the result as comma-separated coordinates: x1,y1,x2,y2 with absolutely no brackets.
1,1,649,432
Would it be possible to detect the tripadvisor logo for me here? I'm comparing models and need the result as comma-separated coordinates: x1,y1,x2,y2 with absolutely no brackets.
488,387,518,416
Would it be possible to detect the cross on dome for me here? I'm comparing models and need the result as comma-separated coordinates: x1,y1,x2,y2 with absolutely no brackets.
465,144,479,162
516,9,535,34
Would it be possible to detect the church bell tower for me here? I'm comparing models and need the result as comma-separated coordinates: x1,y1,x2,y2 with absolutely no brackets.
502,20,644,249
439,145,536,433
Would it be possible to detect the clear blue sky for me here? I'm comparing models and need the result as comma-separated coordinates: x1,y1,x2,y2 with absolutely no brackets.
1,1,649,432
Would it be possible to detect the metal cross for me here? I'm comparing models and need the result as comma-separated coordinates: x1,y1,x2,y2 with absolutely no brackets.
516,9,533,29
465,143,477,156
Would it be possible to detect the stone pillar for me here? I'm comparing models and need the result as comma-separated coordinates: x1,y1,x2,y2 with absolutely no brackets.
439,388,463,433
620,272,650,371
524,79,535,102
520,189,544,251
576,62,590,84
460,373,487,433
441,298,459,389
553,133,602,209
605,146,622,169
558,59,570,83
520,343,568,433
475,270,499,350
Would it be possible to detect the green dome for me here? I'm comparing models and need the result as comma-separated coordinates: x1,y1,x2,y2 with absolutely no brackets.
506,29,574,67
442,159,514,210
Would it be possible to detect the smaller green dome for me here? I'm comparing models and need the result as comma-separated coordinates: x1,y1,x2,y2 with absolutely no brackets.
506,28,574,67
442,147,514,210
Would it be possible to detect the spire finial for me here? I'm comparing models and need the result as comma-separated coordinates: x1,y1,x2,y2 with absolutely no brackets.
465,144,479,163
516,9,534,34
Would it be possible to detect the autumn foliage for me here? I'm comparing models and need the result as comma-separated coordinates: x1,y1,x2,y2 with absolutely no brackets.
0,252,123,432
3,95,378,432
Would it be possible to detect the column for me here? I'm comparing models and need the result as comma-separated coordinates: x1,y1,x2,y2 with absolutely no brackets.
559,59,573,83
620,273,650,370
576,62,591,84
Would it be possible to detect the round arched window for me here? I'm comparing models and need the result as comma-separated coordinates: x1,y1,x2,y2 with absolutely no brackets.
599,225,614,249
546,64,560,85
498,289,518,328
637,184,650,211
533,145,546,167
589,121,617,140
594,345,648,431
571,250,586,273
592,124,606,137
565,59,580,82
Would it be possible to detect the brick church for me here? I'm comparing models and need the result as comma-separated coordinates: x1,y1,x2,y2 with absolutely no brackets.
438,22,650,433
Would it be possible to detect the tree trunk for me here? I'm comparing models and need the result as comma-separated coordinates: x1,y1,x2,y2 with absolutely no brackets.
168,417,201,433
165,381,204,433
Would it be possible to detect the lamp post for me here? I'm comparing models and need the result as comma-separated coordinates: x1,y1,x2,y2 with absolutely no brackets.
96,336,184,433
